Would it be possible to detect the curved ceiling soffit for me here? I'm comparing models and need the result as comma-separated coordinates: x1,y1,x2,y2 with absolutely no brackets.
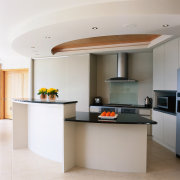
11,15,180,57
51,34,160,54
10,0,180,57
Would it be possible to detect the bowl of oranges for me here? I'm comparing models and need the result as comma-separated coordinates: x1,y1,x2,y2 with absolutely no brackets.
98,111,118,119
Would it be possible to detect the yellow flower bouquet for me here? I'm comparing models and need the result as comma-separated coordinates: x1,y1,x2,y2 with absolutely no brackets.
38,88,47,100
47,88,59,98
37,88,47,95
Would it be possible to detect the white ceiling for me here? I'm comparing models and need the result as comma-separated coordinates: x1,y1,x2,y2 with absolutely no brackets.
1,0,180,60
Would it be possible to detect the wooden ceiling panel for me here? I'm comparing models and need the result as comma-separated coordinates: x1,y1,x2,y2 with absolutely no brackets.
52,34,160,54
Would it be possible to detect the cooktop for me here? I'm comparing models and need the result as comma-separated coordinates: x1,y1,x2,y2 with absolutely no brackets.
104,104,133,107
104,104,148,108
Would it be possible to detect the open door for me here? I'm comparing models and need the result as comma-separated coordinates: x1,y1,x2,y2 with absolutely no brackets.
4,69,28,119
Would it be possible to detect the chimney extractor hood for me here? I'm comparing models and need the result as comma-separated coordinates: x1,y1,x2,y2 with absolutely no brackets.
105,53,137,83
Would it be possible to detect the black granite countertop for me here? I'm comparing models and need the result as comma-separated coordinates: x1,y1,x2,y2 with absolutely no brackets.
13,98,78,104
65,112,157,124
90,104,152,109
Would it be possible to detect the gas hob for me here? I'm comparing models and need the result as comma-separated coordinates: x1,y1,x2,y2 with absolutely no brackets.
105,104,134,107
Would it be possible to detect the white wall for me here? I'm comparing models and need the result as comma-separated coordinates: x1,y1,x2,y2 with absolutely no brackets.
33,54,90,112
96,54,117,104
90,55,97,104
128,52,153,104
0,51,30,69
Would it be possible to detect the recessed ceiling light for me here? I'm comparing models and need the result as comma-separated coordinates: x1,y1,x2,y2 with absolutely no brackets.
162,24,169,27
92,27,98,30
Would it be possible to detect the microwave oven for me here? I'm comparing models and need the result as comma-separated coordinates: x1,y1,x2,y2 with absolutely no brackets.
157,96,176,112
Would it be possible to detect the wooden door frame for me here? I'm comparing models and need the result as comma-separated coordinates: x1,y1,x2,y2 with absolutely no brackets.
0,68,29,119
0,67,5,119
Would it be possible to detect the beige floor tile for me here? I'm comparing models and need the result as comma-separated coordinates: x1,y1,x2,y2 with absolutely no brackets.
0,120,12,178
0,173,12,180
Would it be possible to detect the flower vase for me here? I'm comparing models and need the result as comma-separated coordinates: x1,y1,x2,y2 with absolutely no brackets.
40,94,47,101
48,94,56,101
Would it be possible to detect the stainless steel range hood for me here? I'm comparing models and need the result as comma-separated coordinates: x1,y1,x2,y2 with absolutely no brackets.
105,53,137,83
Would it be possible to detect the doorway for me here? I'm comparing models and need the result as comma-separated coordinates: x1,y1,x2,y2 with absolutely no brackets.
0,69,28,119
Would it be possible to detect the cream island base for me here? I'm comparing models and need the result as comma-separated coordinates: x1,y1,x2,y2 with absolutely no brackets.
13,99,156,173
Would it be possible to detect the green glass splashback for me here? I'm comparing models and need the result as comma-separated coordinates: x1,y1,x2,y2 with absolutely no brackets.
109,82,138,104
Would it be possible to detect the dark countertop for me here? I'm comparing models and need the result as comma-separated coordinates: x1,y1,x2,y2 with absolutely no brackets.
90,104,152,109
13,98,78,104
65,112,157,124
153,107,176,116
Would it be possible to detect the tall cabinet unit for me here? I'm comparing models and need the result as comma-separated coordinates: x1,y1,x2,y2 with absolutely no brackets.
152,38,179,153
153,45,164,90
153,38,179,91
164,39,178,90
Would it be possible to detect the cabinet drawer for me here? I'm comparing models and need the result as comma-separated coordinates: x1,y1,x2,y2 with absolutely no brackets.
90,107,101,112
139,109,151,116
152,110,163,142
163,113,176,151
152,110,176,152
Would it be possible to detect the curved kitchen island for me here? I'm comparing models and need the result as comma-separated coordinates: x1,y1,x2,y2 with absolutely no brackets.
13,100,157,173
65,112,157,173
13,99,77,172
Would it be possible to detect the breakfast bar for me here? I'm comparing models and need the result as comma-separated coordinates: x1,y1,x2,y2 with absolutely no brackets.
13,99,77,172
13,99,157,173
65,112,157,173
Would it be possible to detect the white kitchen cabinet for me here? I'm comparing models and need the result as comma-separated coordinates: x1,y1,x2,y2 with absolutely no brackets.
153,45,164,90
152,110,176,152
139,109,151,116
163,113,176,151
164,39,178,90
153,38,179,91
152,110,163,142
139,109,152,136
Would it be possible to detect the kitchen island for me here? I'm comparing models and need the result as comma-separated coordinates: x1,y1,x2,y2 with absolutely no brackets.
65,112,157,173
13,100,157,173
13,99,77,172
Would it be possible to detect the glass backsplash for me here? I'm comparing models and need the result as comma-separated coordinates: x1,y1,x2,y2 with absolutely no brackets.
109,82,138,104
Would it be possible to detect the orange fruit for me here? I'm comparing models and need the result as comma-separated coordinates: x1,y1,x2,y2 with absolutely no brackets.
110,112,115,116
101,111,106,116
106,112,110,116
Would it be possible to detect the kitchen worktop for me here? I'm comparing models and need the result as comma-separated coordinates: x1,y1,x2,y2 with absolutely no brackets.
13,98,78,104
65,112,157,124
90,104,152,109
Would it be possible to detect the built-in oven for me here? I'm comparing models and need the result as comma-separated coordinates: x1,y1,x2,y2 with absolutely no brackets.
101,107,116,113
177,93,180,113
121,108,139,114
177,92,180,158
157,96,176,112
90,106,139,114
176,68,180,158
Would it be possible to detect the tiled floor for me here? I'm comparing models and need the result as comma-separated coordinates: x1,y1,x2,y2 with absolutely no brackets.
0,120,180,180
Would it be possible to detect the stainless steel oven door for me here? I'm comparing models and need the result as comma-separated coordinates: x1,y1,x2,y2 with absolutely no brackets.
121,108,139,114
101,107,116,113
